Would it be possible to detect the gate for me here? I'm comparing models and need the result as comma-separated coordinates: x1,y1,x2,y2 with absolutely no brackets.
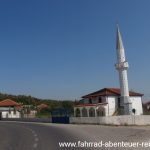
51,108,70,124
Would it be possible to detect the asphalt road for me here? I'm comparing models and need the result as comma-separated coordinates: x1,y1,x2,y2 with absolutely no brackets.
0,121,150,150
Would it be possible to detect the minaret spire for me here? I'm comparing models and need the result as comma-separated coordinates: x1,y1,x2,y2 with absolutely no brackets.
115,25,132,115
116,24,124,51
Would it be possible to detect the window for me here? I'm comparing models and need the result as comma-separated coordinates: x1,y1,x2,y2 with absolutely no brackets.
89,107,95,117
75,108,80,117
89,98,92,104
82,108,88,117
97,107,105,116
99,97,102,103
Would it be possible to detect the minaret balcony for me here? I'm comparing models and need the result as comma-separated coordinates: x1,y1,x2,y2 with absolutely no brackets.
115,61,129,70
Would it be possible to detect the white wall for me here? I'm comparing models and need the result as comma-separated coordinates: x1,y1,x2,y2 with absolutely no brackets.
77,96,143,116
70,115,150,125
130,96,143,115
107,96,117,116
2,111,20,118
2,118,52,123
107,96,143,116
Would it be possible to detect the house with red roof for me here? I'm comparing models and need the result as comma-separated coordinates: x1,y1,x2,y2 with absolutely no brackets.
74,88,143,117
0,99,22,119
143,101,150,110
37,103,49,110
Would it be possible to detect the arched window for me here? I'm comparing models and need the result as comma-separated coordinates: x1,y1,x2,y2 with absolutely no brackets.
89,107,95,117
97,107,105,116
75,108,80,117
82,108,88,117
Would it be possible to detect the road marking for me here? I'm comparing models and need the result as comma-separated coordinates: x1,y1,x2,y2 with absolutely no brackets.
15,125,40,149
35,137,39,142
33,133,37,137
33,143,38,148
30,129,35,133
23,127,39,149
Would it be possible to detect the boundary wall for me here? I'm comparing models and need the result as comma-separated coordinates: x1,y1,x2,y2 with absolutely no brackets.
70,115,150,125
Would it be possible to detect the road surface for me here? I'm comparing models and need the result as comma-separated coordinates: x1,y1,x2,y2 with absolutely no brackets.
0,121,150,150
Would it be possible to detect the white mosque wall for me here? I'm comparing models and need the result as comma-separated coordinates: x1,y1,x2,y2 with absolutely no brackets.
76,95,143,117
106,96,117,116
130,96,143,115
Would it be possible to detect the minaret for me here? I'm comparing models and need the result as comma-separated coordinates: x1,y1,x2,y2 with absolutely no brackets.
115,25,132,115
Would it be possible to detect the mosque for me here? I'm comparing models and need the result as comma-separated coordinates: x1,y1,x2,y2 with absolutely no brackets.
74,26,143,117
74,88,143,117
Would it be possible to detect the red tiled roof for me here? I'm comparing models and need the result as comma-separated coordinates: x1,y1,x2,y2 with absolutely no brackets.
75,102,108,107
82,88,143,98
37,103,49,109
0,99,21,107
144,101,150,105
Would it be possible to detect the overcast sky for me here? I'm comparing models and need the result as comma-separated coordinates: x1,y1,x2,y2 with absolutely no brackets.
0,0,150,101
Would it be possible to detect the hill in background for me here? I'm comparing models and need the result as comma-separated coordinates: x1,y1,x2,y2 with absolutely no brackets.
0,92,74,113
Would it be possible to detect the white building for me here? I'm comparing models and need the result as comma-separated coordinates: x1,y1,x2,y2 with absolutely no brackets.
74,88,143,117
0,99,22,119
